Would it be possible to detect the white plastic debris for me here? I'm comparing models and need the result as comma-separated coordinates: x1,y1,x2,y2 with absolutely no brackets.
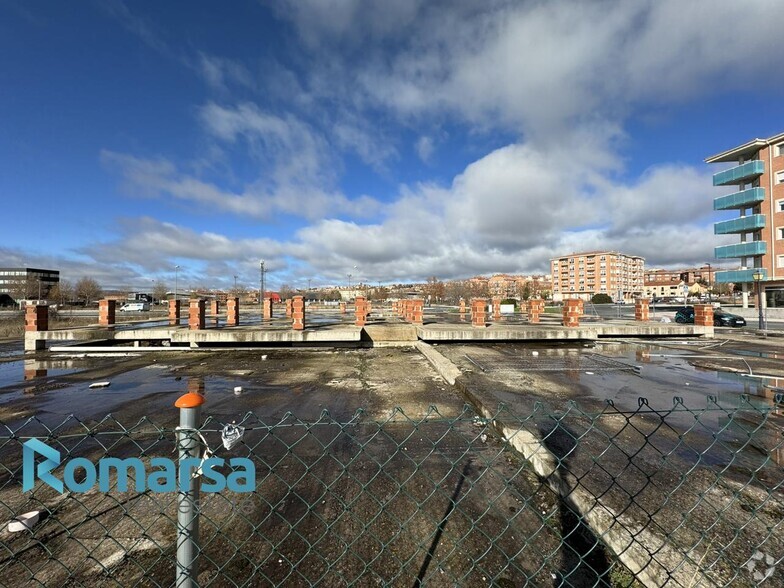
660,316,671,323
221,423,245,450
585,371,594,375
233,386,243,395
7,511,41,533
89,382,111,389
261,355,268,361
480,433,487,443
531,351,539,356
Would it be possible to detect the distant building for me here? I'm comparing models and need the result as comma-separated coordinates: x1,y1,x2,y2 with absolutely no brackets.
706,131,784,308
0,267,60,302
550,251,644,302
643,266,714,299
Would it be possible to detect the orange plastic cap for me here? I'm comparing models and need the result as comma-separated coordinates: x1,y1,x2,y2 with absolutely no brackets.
175,392,205,408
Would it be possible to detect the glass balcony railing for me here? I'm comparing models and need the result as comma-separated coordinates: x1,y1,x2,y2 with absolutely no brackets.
712,160,764,186
714,241,766,259
714,214,766,235
713,187,765,211
715,269,767,284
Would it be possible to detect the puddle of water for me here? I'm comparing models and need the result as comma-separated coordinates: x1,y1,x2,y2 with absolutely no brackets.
0,359,84,394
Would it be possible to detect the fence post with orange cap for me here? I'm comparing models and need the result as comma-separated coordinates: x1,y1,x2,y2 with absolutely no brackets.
175,391,204,587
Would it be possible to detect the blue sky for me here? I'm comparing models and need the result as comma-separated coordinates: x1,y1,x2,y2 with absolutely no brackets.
1,0,782,291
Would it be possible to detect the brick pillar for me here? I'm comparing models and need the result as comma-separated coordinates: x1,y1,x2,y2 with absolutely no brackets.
168,299,181,326
563,299,581,327
189,299,205,330
292,295,305,330
188,377,205,395
340,301,346,314
99,299,116,327
286,299,293,318
528,299,544,324
459,298,466,321
471,298,487,328
355,296,367,327
25,304,48,332
694,304,714,327
263,297,272,320
226,297,239,326
209,300,219,317
635,298,650,322
492,296,501,321
411,298,423,325
367,300,372,315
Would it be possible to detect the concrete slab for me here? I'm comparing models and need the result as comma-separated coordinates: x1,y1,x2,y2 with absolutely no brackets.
363,324,418,346
416,322,711,342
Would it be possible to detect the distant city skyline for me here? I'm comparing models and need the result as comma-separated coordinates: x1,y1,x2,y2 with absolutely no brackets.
1,1,782,290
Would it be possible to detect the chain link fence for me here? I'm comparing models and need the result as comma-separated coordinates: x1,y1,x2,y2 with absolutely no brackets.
1,394,782,587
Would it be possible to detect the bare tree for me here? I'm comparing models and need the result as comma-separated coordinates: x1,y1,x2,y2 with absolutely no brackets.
278,283,295,300
424,276,445,304
153,282,169,304
48,280,74,306
75,277,103,305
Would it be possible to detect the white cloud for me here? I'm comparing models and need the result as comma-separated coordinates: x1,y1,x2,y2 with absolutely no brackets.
415,136,434,163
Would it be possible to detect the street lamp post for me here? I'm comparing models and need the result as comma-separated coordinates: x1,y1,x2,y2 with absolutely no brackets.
752,270,766,331
234,275,238,291
175,265,180,303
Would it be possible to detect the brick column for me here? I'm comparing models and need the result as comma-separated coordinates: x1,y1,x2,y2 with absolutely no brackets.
563,299,581,327
411,298,423,325
263,297,273,320
189,299,205,330
99,299,116,327
25,304,48,332
635,298,650,322
471,298,487,328
528,299,544,324
168,299,181,326
209,300,219,317
226,297,239,326
286,299,293,318
694,304,714,327
492,296,501,321
367,300,372,315
355,296,367,327
292,295,305,330
459,298,466,321
340,301,346,314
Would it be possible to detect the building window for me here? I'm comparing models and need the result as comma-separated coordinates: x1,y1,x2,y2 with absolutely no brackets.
778,255,784,269
779,227,784,240
777,199,784,213
777,171,784,185
777,143,784,157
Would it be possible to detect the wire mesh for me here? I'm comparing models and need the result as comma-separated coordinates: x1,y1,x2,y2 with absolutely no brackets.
0,396,782,587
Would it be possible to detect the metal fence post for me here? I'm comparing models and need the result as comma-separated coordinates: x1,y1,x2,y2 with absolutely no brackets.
175,391,205,587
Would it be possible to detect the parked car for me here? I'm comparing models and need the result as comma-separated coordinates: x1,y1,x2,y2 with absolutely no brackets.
119,302,150,312
674,306,746,327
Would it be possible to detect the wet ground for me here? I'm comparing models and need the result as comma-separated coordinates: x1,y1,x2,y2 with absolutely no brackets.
0,334,782,586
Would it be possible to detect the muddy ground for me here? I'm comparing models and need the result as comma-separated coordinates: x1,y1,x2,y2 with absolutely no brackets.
0,335,781,586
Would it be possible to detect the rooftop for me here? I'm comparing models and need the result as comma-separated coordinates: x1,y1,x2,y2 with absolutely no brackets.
705,131,784,163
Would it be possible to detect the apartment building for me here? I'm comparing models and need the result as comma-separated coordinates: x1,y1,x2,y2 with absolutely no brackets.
706,131,784,308
550,251,644,302
643,266,714,300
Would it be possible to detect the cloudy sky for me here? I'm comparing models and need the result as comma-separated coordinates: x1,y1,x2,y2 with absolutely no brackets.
1,0,782,291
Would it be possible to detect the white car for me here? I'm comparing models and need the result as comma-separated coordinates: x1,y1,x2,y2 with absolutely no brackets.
119,302,149,312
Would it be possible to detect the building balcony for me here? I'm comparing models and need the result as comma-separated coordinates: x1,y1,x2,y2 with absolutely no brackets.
714,214,766,235
714,241,766,259
712,160,764,186
713,187,765,211
715,269,767,284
